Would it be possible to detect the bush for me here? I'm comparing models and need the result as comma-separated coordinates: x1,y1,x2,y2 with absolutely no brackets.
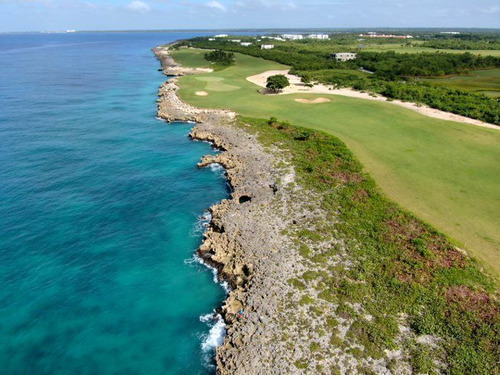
266,74,290,93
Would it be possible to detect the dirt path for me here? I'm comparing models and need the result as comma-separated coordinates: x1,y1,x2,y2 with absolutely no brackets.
246,70,499,131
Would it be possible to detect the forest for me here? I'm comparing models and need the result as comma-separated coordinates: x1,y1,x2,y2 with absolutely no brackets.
422,33,500,50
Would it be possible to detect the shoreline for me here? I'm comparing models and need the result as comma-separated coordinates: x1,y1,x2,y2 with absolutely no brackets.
152,44,500,374
154,44,298,373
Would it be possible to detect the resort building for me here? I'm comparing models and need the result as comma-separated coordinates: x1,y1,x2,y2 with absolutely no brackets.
230,39,241,43
261,44,275,50
282,34,304,40
359,33,413,39
214,34,228,38
330,53,357,62
307,34,330,40
240,42,252,46
208,38,215,41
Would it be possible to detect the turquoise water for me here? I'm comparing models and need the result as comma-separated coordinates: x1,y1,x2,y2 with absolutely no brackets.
0,32,229,374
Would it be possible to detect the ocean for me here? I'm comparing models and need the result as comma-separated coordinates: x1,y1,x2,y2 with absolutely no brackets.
0,31,229,374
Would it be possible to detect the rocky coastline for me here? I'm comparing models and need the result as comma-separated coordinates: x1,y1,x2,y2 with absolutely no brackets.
153,45,421,375
154,45,307,374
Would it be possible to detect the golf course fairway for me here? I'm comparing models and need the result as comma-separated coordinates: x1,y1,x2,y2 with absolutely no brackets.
171,48,500,279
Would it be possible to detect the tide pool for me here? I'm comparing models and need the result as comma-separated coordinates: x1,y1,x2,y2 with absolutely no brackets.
0,32,228,374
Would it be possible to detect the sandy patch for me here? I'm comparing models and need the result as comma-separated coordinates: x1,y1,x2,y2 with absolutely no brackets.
246,69,498,130
246,70,295,87
196,91,209,96
295,98,331,104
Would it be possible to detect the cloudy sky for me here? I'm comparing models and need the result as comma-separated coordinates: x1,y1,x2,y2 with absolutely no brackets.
0,0,499,32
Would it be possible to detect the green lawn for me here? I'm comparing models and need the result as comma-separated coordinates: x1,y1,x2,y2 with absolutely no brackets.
423,68,500,97
171,49,500,279
362,43,500,57
169,48,211,68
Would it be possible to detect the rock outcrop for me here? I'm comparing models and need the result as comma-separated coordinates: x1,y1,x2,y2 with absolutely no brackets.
153,45,214,76
153,44,415,375
154,44,307,374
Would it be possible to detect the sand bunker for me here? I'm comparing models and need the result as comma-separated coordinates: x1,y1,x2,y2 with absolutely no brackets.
247,70,293,87
196,91,209,96
295,98,331,104
246,70,497,130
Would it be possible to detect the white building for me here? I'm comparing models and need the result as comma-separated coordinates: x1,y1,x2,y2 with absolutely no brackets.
208,38,215,41
214,34,228,38
261,44,275,50
241,42,252,46
359,33,413,39
230,39,241,43
282,34,304,40
331,53,357,62
307,34,329,40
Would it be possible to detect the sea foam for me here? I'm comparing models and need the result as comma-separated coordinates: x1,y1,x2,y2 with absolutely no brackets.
200,314,226,352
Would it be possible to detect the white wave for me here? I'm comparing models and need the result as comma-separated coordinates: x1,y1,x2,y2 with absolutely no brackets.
199,313,215,323
209,163,224,172
190,210,212,237
201,314,226,352
185,253,230,294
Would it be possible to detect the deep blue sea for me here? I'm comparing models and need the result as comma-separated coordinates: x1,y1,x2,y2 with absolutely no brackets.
0,32,230,374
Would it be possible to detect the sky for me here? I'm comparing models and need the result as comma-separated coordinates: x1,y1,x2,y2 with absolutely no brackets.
0,0,499,32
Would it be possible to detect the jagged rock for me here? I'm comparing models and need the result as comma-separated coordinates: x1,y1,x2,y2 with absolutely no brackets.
153,44,412,375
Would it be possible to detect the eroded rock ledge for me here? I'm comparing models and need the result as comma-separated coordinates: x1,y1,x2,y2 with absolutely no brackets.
154,45,304,374
153,45,214,76
153,45,419,375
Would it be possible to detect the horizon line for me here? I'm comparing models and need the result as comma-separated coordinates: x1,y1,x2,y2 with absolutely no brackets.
2,26,500,34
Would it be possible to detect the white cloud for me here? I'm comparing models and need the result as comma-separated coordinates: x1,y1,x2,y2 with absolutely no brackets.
206,1,226,12
128,1,151,13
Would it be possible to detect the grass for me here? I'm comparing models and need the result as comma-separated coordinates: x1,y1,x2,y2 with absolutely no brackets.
422,68,500,98
170,47,234,71
361,43,500,57
169,48,211,68
242,116,499,374
171,49,500,279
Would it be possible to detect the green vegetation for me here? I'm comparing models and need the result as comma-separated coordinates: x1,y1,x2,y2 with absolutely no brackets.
357,51,499,79
181,38,500,125
266,74,290,93
204,49,235,67
423,68,500,98
167,48,210,68
242,115,499,374
421,33,500,51
185,38,500,76
362,44,500,57
377,82,499,124
170,49,500,277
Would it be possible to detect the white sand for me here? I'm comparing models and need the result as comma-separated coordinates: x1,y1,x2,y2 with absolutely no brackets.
195,91,209,96
246,70,498,130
